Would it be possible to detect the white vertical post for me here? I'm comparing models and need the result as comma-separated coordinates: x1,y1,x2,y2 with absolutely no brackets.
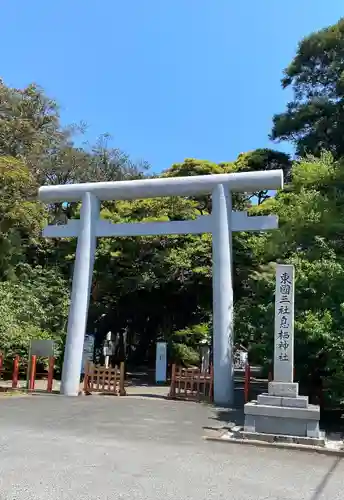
225,189,233,270
60,192,100,396
104,331,112,368
225,190,234,393
155,342,167,383
212,184,234,406
274,264,295,383
200,345,210,372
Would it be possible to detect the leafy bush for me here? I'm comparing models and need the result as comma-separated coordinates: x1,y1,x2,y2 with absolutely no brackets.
0,266,69,372
170,322,211,366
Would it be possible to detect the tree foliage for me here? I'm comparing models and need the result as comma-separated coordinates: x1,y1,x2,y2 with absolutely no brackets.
234,149,292,203
271,18,344,158
0,265,69,370
234,152,344,405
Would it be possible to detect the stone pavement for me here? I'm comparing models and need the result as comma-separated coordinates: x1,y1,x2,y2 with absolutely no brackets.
0,394,343,499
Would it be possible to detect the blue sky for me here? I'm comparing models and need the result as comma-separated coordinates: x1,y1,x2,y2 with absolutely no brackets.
1,1,343,173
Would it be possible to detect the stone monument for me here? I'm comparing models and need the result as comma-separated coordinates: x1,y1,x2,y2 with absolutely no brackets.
244,264,323,443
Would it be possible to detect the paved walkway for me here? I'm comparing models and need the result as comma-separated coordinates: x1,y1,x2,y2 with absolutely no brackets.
3,379,175,399
0,394,343,499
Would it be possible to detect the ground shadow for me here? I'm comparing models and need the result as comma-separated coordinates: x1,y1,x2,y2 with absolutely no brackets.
125,380,169,388
205,408,245,430
310,457,342,500
125,371,170,388
204,383,246,430
123,393,169,400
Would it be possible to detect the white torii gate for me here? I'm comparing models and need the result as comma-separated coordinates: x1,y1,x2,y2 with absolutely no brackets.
39,169,283,405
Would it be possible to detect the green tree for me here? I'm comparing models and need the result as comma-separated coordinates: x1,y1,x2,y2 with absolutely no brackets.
234,149,292,203
271,18,344,158
0,156,47,279
0,80,148,190
0,265,69,370
0,80,59,164
89,193,213,367
235,152,344,406
163,158,234,214
86,157,285,367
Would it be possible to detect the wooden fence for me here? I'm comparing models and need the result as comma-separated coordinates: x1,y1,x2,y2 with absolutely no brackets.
0,354,55,392
168,364,213,402
84,362,126,396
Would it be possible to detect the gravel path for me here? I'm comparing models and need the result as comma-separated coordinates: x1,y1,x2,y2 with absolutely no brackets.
0,394,343,499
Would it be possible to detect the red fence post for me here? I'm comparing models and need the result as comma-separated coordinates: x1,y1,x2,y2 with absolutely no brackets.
83,361,90,394
244,363,251,403
12,356,19,389
47,356,55,393
29,355,37,391
209,364,214,402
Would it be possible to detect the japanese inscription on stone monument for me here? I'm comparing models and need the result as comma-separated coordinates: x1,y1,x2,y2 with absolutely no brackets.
274,264,295,383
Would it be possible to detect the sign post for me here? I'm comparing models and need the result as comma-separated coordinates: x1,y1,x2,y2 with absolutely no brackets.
244,264,321,439
274,264,295,383
103,331,112,368
81,334,95,376
26,339,54,389
155,342,167,383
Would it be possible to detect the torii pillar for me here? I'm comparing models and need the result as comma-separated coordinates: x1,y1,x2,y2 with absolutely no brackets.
61,192,99,396
212,184,234,405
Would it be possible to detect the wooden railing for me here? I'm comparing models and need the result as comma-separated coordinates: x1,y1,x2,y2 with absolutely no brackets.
168,364,213,402
83,362,126,396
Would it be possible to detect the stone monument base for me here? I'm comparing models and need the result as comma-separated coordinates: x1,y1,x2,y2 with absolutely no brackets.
244,382,321,439
232,429,325,447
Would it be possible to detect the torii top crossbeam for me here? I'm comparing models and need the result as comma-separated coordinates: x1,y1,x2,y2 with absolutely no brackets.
38,169,283,202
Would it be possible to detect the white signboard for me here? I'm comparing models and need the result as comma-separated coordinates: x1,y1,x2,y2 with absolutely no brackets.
155,342,167,383
201,345,210,372
274,264,295,383
234,350,248,369
30,339,54,357
81,334,95,374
